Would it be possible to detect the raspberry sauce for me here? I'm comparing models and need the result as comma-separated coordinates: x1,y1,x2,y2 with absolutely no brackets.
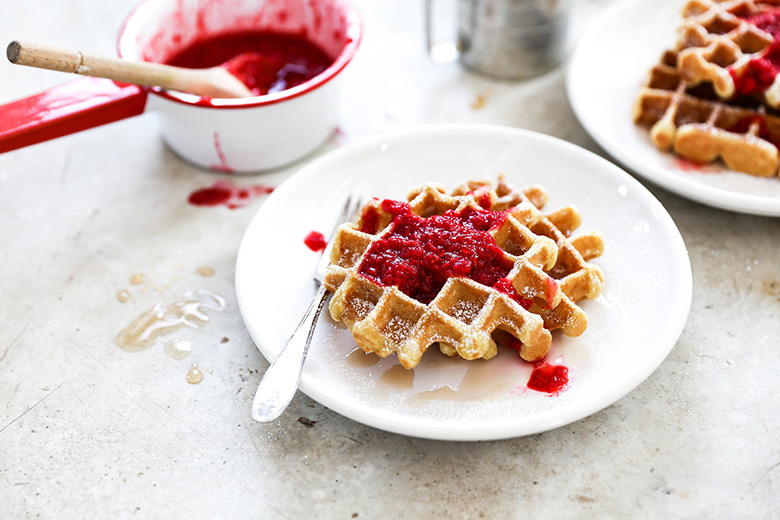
358,203,381,234
357,200,511,304
304,231,327,252
527,362,569,394
165,31,333,96
729,114,780,149
732,10,780,97
493,278,533,310
187,180,273,209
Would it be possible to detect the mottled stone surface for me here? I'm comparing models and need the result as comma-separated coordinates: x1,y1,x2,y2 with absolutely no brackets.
1,0,778,518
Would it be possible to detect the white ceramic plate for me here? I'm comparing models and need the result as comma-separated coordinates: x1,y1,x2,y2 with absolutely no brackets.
235,124,692,441
568,0,780,217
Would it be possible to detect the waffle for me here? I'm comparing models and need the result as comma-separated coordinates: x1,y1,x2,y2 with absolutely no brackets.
675,0,780,106
634,49,780,176
322,178,605,369
452,177,605,335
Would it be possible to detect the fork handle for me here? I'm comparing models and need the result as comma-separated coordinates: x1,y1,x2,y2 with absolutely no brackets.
251,284,329,422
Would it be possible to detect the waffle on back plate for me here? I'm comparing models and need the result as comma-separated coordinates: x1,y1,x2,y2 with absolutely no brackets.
634,49,780,176
676,0,780,107
322,177,605,369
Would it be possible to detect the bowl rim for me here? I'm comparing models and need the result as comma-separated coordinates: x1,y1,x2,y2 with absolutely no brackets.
116,0,362,109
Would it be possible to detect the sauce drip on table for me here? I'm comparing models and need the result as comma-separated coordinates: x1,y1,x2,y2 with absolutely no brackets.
187,180,274,209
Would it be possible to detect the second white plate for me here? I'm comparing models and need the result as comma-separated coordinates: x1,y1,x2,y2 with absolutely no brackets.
568,0,780,217
235,124,692,441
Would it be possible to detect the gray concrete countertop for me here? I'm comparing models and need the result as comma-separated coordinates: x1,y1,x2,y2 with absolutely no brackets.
1,0,779,518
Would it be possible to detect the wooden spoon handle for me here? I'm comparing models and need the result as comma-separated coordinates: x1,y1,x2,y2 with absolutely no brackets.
6,40,252,98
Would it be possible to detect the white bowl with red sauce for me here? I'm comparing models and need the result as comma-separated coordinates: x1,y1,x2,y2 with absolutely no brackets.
0,0,361,172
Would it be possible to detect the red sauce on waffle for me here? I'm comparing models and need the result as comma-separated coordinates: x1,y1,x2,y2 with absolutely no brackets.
493,278,533,310
357,200,512,304
358,203,381,234
165,31,333,96
732,11,780,96
730,114,780,149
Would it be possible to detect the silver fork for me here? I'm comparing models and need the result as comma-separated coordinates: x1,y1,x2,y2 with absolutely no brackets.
251,193,362,422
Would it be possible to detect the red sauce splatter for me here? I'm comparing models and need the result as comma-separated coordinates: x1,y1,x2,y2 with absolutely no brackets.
493,278,533,310
358,203,381,234
527,362,569,394
470,186,493,210
502,340,570,395
187,180,273,209
210,132,233,173
164,31,333,96
357,200,511,304
304,231,327,252
504,335,524,351
544,276,560,308
673,157,711,171
333,126,350,145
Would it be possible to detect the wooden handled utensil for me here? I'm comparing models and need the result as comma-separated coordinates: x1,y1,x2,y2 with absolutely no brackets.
6,40,254,98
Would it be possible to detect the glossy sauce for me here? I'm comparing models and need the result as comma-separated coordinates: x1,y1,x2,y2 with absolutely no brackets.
346,347,380,368
164,339,193,360
186,364,205,384
357,200,513,304
304,231,327,252
527,362,569,394
114,289,226,352
130,273,146,285
196,266,215,277
732,10,780,97
729,114,780,149
116,289,131,303
188,180,274,209
165,31,334,96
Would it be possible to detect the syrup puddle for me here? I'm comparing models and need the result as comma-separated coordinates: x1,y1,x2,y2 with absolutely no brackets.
364,347,568,403
163,339,192,360
130,273,146,285
471,94,487,110
346,347,380,368
186,363,204,384
116,289,131,303
403,357,510,403
114,289,226,352
379,364,414,390
363,349,515,403
196,266,215,277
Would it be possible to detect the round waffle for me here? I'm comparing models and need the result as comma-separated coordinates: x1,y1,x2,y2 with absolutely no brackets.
323,177,605,369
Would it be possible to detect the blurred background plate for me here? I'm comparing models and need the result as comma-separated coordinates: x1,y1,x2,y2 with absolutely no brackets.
568,0,780,217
